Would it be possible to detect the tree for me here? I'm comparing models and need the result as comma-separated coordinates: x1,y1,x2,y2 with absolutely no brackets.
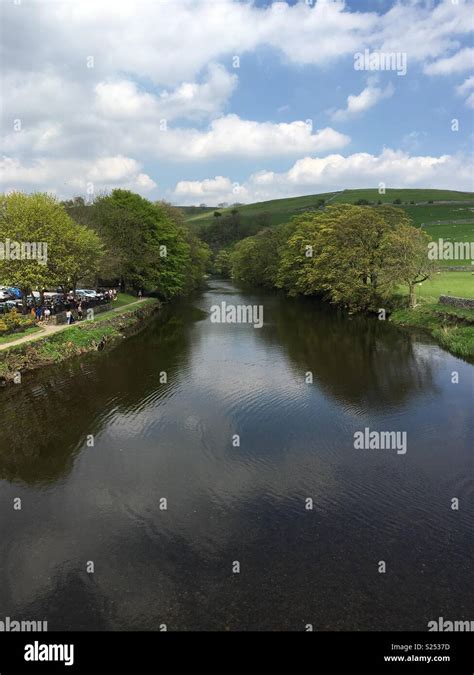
277,205,410,311
231,225,291,288
0,192,77,311
91,190,190,297
214,249,233,277
51,224,104,296
382,224,435,307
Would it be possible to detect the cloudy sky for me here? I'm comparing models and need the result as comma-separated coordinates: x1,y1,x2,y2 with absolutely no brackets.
1,0,473,205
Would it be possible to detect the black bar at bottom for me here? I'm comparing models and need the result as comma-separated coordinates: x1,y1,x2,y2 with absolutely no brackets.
0,631,472,673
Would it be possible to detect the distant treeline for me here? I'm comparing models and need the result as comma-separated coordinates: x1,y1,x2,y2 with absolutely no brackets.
213,204,435,312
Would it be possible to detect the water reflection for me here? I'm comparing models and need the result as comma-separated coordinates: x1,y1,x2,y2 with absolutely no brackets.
0,280,472,630
0,304,198,485
256,293,438,410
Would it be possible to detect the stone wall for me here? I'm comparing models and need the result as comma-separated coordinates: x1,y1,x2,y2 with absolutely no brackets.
439,295,474,310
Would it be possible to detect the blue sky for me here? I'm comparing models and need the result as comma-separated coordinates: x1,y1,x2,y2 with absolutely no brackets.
1,0,473,204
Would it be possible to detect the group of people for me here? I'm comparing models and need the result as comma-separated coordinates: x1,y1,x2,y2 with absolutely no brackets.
31,288,119,325
31,303,55,323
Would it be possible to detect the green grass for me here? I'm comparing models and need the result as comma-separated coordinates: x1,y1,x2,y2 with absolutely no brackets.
0,325,41,344
0,300,160,379
184,191,336,229
112,292,139,308
402,272,474,302
329,188,474,204
393,270,474,359
92,297,155,322
391,301,474,359
183,190,474,258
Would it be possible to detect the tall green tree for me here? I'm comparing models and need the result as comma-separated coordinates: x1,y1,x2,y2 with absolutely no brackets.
51,223,104,296
91,191,207,298
277,205,410,312
382,224,435,308
231,228,283,288
0,192,76,311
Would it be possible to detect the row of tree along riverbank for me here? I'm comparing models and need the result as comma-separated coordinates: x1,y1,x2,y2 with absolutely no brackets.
210,203,473,359
0,190,211,312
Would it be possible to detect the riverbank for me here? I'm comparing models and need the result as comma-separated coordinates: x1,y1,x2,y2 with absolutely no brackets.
0,298,159,384
390,301,474,360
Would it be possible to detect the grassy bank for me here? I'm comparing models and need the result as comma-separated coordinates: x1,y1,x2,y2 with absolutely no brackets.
390,270,474,360
407,271,474,300
0,326,42,345
0,299,159,384
0,292,139,347
390,301,474,360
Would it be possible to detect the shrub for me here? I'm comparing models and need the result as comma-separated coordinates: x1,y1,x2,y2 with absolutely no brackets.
3,310,22,329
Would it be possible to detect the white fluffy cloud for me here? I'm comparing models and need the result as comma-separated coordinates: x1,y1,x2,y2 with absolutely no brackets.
331,79,394,121
424,47,474,76
171,149,474,205
2,0,473,198
154,117,350,160
456,75,474,108
94,64,237,122
0,156,157,195
4,0,472,84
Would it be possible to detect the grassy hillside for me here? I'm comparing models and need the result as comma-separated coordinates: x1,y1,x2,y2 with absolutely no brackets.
183,188,474,265
184,191,334,227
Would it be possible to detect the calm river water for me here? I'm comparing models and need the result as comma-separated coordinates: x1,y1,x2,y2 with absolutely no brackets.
0,280,472,630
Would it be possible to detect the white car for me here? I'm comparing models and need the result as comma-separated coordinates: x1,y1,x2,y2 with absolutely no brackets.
76,289,97,298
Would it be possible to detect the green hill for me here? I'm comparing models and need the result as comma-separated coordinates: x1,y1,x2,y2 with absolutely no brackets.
182,188,474,265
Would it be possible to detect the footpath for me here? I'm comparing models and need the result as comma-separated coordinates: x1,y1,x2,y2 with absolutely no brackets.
0,299,146,352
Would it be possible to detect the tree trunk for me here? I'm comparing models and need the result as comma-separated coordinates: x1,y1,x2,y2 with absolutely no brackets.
21,288,29,315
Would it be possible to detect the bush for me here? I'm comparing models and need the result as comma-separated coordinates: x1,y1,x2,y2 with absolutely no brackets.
3,310,22,329
0,310,35,335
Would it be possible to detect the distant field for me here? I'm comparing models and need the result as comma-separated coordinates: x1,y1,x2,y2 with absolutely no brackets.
182,188,474,227
404,272,474,300
183,191,335,228
183,188,474,265
329,188,474,204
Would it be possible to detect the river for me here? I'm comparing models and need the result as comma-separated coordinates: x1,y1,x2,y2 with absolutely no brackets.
0,279,472,630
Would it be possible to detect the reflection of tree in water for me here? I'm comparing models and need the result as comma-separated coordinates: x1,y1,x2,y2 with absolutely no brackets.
0,304,199,486
258,294,437,410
